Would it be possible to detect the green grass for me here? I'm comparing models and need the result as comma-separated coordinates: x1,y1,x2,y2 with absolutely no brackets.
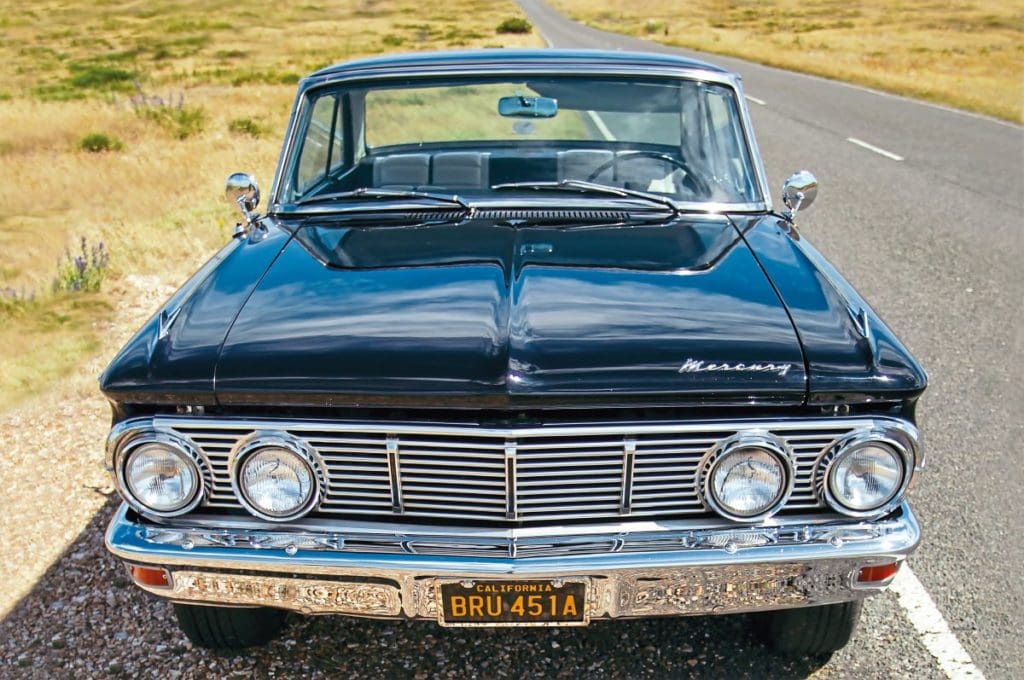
78,132,124,152
227,117,266,138
135,102,206,139
0,295,110,412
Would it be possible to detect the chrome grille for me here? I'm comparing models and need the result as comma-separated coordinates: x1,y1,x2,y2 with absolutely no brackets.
156,418,869,525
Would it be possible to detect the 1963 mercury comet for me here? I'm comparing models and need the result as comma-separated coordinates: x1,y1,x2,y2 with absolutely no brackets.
100,49,927,655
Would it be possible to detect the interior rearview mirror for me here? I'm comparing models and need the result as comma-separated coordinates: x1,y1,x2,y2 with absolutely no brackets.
498,95,558,118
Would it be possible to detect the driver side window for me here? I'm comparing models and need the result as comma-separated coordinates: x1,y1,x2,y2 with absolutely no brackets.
295,94,346,193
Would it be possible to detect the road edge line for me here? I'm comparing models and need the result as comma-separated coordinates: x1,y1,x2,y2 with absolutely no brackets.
891,567,986,679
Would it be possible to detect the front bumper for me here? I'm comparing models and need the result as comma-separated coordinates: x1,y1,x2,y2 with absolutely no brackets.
106,503,920,622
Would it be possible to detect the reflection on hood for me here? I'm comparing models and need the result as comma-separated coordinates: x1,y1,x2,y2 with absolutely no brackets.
292,216,743,274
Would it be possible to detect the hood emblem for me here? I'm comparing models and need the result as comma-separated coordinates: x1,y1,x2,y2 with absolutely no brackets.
678,358,793,378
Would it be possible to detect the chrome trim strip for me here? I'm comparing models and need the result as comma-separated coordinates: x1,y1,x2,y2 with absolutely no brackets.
110,415,921,444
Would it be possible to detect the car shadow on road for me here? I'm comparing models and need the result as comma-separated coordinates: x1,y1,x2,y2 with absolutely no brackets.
0,498,830,678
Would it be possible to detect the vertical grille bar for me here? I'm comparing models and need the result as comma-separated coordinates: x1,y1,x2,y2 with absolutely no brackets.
620,437,636,515
505,440,518,520
386,435,404,514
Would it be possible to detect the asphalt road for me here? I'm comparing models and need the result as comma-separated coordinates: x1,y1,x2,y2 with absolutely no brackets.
518,1,1024,677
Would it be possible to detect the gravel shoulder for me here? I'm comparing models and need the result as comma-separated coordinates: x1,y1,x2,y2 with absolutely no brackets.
0,274,178,618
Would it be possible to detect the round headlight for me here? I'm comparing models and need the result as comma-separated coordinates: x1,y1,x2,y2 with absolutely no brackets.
124,443,201,515
236,446,317,521
827,442,904,513
704,439,792,522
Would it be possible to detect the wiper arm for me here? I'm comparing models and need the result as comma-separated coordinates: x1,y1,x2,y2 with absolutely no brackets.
296,187,471,211
490,179,680,215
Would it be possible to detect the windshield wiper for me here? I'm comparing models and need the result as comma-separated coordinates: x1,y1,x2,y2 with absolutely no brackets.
490,179,680,215
296,187,471,211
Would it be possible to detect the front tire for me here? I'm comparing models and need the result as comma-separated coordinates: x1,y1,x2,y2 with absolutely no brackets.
173,603,287,649
754,600,863,657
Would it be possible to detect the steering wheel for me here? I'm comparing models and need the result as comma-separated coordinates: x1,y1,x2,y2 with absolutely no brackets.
585,150,712,197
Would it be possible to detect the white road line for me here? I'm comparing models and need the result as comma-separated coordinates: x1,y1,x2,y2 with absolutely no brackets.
586,111,616,141
744,94,766,106
846,136,905,161
891,567,986,679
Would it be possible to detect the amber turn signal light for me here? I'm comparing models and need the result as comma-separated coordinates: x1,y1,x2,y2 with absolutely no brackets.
857,562,900,584
131,565,171,588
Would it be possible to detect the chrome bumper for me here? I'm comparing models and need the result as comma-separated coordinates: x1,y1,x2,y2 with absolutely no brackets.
106,503,920,621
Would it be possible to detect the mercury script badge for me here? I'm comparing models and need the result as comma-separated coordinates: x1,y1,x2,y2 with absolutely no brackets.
678,358,793,377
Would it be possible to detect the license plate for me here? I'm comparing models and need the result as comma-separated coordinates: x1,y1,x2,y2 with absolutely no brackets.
437,579,588,627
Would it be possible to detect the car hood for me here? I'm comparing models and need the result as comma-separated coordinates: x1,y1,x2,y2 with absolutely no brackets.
208,215,808,406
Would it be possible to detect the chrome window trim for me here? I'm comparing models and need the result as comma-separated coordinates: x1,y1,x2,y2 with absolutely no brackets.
268,65,772,213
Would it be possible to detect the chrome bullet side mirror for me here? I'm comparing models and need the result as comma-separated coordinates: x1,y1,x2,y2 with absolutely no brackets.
781,170,817,220
225,172,260,229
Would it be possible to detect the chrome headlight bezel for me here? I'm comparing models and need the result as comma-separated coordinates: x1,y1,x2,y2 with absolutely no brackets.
817,431,914,518
699,433,795,523
229,433,325,522
115,432,207,518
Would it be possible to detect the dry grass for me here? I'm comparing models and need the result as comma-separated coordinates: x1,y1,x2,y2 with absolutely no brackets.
0,0,540,411
554,0,1024,123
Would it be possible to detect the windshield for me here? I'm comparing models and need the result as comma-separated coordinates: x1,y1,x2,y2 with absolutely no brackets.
280,75,761,207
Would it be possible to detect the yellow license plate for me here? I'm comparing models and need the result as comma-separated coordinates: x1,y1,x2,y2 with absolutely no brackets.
438,579,588,627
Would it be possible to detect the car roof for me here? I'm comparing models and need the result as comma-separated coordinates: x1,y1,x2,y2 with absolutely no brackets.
307,48,731,81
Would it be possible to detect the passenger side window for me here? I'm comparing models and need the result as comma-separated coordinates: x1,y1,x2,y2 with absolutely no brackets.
295,94,346,193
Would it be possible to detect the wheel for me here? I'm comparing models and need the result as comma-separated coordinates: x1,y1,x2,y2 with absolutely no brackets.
754,600,863,657
173,603,287,649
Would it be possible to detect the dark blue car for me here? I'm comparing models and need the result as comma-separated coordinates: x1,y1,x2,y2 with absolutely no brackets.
100,49,926,655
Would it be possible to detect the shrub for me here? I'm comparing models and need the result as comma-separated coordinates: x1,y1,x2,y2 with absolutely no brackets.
644,20,666,35
227,117,265,138
496,17,531,34
130,83,206,139
52,237,109,293
68,63,136,91
79,132,124,153
229,69,301,86
382,34,405,47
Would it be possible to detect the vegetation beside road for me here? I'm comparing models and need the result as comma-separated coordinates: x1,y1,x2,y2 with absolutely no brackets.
0,0,540,412
553,0,1024,124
